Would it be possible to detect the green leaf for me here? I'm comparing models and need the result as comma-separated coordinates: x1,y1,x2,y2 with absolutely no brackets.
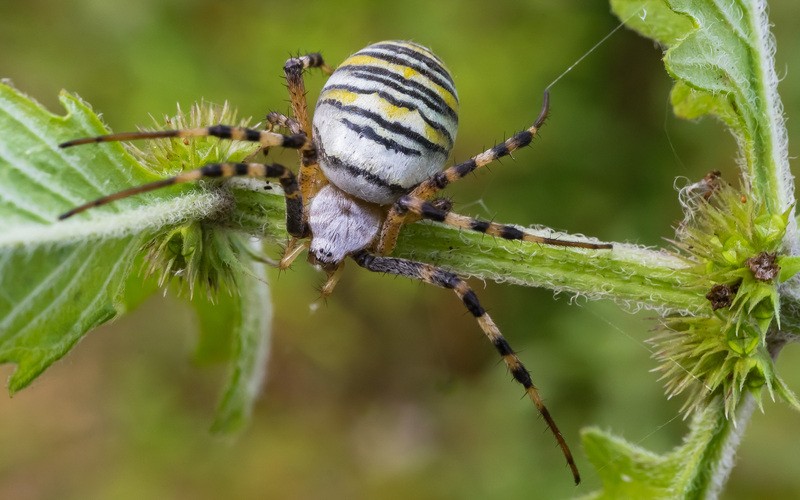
582,396,755,500
581,428,672,499
778,255,800,282
0,82,163,392
611,0,793,218
0,82,245,392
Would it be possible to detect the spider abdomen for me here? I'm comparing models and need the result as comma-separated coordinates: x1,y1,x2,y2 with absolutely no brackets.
313,40,459,205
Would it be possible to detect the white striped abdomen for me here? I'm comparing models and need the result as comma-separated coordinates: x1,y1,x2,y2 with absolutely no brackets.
313,40,459,205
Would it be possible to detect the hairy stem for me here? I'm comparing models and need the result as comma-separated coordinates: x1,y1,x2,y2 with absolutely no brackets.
230,179,706,314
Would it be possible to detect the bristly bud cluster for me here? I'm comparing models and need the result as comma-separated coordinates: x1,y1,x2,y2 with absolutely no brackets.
655,173,800,417
128,103,261,298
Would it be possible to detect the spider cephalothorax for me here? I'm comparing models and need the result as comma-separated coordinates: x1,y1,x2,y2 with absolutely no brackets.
59,40,611,484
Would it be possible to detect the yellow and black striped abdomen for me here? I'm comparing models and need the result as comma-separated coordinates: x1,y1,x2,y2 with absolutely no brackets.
313,40,459,205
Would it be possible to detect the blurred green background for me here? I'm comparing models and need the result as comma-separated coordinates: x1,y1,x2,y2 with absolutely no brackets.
2,1,800,498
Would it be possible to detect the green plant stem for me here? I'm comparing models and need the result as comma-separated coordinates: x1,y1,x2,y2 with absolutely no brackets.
672,394,757,500
230,180,707,314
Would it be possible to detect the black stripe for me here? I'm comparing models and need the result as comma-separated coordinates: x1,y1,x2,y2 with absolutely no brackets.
285,197,305,237
432,172,449,189
337,117,423,157
318,98,448,155
462,290,485,317
338,65,458,122
500,226,524,240
208,125,232,139
264,164,282,177
510,130,533,150
358,48,457,100
316,137,408,195
306,52,325,68
282,133,307,149
454,159,477,178
322,83,454,147
200,164,224,177
511,365,533,388
235,163,249,176
493,142,510,158
470,219,491,233
493,337,514,357
420,201,446,222
369,43,456,94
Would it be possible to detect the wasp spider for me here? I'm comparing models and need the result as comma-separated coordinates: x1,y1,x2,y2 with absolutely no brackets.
60,40,612,484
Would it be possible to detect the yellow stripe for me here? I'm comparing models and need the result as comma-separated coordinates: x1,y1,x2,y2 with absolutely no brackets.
339,54,458,112
319,88,359,104
320,87,451,149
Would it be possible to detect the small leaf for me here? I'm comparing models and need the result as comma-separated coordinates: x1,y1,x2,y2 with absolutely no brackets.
778,255,800,282
612,0,793,217
581,427,673,499
0,82,254,392
0,82,166,391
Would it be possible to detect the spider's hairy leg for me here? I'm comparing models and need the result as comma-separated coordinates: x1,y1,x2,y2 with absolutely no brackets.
320,262,345,298
241,112,304,161
266,111,303,134
284,52,333,217
278,238,310,270
396,195,612,250
59,125,310,151
351,250,581,485
377,91,550,255
58,162,306,238
284,53,334,136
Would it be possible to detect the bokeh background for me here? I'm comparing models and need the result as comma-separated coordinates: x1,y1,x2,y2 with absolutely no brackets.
2,1,800,498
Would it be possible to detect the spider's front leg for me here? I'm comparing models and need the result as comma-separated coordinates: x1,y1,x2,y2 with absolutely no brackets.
58,162,306,239
59,125,310,151
377,91,551,255
351,250,581,485
284,53,334,209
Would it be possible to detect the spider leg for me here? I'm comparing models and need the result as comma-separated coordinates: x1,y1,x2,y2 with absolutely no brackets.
243,112,304,161
320,261,345,297
284,53,334,210
59,125,310,151
278,238,310,269
58,162,306,238
377,91,550,255
351,250,580,485
266,111,303,135
395,195,611,250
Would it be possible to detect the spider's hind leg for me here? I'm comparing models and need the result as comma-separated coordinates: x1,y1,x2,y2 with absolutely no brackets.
351,250,581,484
377,92,551,255
395,195,611,250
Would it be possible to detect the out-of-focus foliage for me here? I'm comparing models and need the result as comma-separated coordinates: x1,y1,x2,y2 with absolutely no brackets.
1,1,799,498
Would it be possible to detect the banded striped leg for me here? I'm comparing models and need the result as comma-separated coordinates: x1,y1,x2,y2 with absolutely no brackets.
351,250,580,485
284,54,334,212
59,125,310,151
59,124,312,242
396,196,612,250
266,112,303,135
58,162,306,238
377,91,551,255
243,112,304,160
